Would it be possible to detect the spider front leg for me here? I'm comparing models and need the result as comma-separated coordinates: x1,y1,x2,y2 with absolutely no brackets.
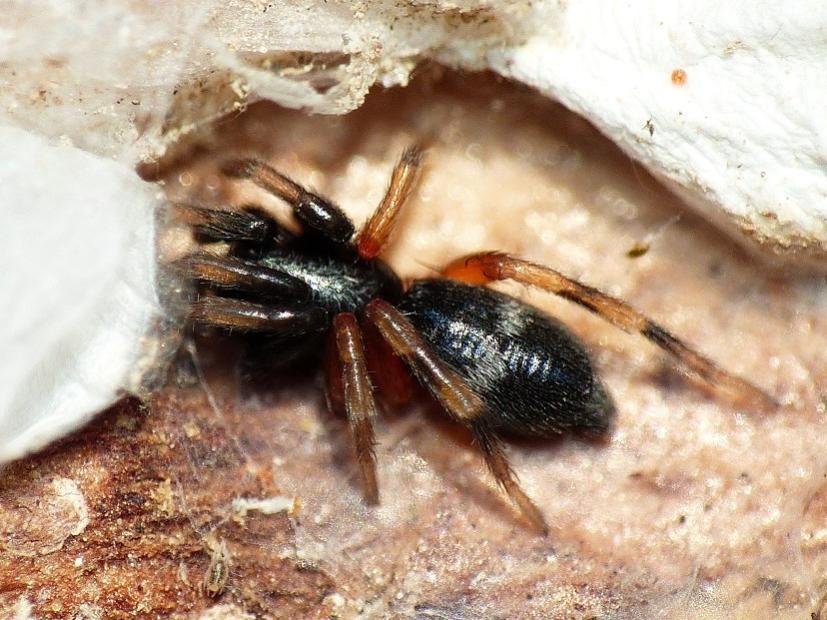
357,145,424,259
364,298,549,535
190,297,328,335
331,313,381,504
175,253,311,300
443,252,777,410
174,203,295,248
222,159,355,245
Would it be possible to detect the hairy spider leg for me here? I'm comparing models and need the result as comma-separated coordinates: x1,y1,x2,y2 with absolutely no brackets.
333,313,381,504
364,298,549,535
175,253,311,300
222,159,356,244
226,205,300,258
443,252,777,410
357,145,425,260
190,297,328,334
173,203,294,247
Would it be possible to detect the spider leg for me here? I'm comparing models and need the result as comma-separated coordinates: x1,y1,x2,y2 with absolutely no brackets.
190,297,328,335
443,252,777,409
333,313,380,504
471,423,550,536
222,159,355,245
175,253,311,300
173,203,295,247
357,145,425,259
364,298,549,535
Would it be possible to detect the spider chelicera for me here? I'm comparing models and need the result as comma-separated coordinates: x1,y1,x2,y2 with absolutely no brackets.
174,145,776,534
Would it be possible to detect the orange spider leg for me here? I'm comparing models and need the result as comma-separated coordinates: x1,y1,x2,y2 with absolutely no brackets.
357,145,425,260
443,252,777,410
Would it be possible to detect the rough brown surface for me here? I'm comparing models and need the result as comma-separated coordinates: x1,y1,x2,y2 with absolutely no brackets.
2,72,826,619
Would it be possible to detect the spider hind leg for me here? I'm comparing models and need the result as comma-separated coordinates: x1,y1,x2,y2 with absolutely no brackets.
364,298,549,535
443,252,777,410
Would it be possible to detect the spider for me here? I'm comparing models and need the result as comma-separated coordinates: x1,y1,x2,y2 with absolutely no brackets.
174,145,776,534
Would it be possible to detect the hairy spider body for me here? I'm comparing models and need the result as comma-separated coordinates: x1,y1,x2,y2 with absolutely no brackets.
233,247,403,369
177,145,775,534
399,279,613,438
257,247,403,316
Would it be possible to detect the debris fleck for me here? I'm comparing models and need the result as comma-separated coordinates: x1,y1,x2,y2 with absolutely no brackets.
626,241,650,258
671,69,687,86
202,539,231,598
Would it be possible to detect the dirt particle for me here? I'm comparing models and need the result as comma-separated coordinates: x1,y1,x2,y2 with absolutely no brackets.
671,69,687,86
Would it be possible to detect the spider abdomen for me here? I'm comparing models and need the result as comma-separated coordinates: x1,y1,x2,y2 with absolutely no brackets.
398,279,615,437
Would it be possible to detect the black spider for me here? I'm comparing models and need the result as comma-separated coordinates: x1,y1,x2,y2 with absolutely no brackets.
174,145,776,534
